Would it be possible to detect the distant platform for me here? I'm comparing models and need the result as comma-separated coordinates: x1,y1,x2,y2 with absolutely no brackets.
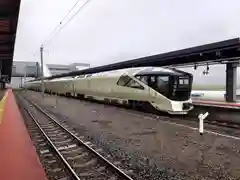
193,100,240,109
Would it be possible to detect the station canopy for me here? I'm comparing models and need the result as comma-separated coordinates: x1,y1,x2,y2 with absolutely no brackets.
0,0,21,82
40,38,240,81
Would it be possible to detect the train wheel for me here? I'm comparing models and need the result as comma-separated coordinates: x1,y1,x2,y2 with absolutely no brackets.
129,100,136,109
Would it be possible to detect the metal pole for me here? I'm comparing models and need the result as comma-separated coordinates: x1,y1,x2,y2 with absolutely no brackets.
40,45,45,98
20,76,22,88
198,112,209,135
24,65,27,90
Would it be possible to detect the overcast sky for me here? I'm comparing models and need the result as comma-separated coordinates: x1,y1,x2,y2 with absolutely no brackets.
13,0,240,85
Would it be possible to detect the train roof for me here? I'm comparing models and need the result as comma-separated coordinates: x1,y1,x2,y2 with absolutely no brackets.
26,67,192,83
136,67,192,76
79,67,190,77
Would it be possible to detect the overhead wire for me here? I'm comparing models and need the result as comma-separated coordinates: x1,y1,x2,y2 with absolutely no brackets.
42,0,92,47
32,0,91,56
41,0,82,46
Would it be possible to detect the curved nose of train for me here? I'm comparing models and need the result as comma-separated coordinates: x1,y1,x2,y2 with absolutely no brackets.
151,99,193,115
168,100,193,114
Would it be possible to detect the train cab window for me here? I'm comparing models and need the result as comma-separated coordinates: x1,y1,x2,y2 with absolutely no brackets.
158,76,169,82
156,76,169,88
117,75,144,90
135,76,148,85
117,75,131,86
184,79,189,84
179,78,189,86
156,76,169,95
125,79,144,90
146,75,170,97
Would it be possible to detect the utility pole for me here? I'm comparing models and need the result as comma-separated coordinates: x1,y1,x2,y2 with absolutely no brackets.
40,45,45,98
24,65,27,89
20,76,22,88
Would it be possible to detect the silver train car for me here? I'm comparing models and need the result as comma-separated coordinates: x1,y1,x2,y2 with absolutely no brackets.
24,67,194,114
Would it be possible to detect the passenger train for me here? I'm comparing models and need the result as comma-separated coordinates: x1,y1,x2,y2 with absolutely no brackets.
23,67,194,115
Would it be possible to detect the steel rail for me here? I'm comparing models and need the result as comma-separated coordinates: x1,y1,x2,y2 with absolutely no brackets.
24,106,82,180
23,97,134,180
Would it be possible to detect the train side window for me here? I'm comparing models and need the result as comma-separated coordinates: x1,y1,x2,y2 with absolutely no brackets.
135,75,148,85
117,75,131,86
158,76,169,82
157,76,169,87
75,75,85,79
125,79,144,90
79,75,85,78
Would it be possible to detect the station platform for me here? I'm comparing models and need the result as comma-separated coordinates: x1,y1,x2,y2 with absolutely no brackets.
193,99,240,109
0,89,47,180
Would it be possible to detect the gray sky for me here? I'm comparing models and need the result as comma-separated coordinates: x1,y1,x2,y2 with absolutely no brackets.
13,0,240,85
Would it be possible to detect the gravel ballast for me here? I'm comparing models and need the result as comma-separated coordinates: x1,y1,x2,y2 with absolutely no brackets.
20,90,240,179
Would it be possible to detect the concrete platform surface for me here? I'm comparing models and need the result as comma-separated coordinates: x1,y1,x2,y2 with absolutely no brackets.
193,99,240,109
0,89,47,180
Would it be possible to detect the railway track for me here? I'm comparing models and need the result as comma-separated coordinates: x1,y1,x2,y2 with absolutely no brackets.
20,96,134,180
74,94,240,129
25,90,240,130
20,90,240,130
118,104,240,130
171,113,240,129
186,108,240,129
204,119,240,129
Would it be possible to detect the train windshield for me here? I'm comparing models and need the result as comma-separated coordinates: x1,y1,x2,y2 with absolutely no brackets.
136,75,170,97
178,77,189,86
171,76,192,101
136,75,192,101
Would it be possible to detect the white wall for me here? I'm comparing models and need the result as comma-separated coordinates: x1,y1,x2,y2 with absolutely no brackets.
8,77,35,89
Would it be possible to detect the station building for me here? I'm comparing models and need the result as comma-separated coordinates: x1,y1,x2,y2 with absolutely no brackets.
9,61,90,88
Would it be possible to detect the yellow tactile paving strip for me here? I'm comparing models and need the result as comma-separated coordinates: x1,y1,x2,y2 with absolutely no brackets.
0,92,8,124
